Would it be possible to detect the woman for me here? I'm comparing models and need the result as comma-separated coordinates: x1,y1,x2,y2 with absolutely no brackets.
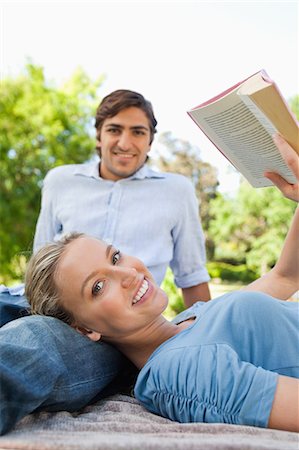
25,135,299,432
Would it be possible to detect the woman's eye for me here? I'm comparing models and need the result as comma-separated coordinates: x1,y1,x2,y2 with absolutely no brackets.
112,250,121,265
92,280,104,296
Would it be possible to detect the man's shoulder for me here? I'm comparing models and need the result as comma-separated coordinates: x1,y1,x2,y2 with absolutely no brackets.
161,171,191,183
148,167,193,187
44,163,91,182
157,171,195,193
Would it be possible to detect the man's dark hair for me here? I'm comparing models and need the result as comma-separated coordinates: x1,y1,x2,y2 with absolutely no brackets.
95,89,157,144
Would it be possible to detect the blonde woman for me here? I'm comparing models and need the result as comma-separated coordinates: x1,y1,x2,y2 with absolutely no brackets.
25,135,299,432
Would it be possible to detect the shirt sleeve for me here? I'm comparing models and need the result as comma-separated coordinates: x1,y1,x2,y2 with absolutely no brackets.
33,171,61,252
135,343,278,427
169,178,210,288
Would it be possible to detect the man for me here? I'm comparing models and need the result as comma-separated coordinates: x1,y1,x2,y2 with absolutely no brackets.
0,90,210,435
33,89,211,305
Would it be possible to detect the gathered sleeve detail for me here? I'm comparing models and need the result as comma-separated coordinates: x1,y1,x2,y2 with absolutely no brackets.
135,343,278,427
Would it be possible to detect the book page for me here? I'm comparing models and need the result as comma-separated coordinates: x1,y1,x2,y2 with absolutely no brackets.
189,93,296,188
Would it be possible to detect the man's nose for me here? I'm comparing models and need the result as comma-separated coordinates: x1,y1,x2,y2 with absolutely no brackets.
117,132,132,150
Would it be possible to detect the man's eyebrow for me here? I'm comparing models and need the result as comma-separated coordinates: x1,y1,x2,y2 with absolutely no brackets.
103,123,149,131
80,244,112,297
103,123,122,128
131,125,149,131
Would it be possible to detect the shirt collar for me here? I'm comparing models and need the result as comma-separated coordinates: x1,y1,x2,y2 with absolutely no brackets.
73,160,100,179
74,160,165,181
130,164,165,180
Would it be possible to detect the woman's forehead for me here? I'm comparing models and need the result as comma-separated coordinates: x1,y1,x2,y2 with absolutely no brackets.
62,237,106,264
55,237,107,286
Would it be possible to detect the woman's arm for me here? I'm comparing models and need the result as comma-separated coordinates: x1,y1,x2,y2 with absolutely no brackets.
244,206,299,298
244,135,299,299
268,375,299,432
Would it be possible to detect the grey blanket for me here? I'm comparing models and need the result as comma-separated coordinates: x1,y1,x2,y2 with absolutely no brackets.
0,394,298,450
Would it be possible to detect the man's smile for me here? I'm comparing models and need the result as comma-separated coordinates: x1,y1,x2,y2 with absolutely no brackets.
112,150,136,158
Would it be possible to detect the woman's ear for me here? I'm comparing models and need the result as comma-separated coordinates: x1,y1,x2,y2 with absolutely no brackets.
74,326,102,342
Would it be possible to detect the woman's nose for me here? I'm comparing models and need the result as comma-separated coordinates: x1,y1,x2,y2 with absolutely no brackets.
118,267,138,289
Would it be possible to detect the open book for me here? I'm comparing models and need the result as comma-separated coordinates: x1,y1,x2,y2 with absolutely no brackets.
188,70,299,187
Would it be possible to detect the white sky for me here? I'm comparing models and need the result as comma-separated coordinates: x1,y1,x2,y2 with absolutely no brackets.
1,0,298,193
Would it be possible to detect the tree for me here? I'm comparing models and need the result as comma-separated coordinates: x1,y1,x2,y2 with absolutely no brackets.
0,63,104,282
208,176,296,276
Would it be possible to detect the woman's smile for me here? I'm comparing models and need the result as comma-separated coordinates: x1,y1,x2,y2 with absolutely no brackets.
132,278,153,306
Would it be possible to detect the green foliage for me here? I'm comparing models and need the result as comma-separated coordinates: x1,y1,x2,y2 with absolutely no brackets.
289,95,299,119
208,181,296,275
207,261,257,283
0,63,104,282
162,268,185,319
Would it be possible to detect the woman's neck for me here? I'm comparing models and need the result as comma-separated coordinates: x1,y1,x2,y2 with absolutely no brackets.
112,316,194,369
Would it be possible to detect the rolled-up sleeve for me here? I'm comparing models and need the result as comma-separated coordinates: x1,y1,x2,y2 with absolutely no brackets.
169,178,210,288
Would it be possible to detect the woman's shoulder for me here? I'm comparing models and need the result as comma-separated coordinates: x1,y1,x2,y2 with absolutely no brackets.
171,302,203,325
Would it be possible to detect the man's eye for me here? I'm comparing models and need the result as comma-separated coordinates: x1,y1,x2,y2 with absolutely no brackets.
112,250,121,265
107,128,119,134
92,280,104,296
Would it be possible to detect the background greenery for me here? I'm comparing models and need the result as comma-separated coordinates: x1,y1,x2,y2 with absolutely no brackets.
1,64,298,312
1,64,103,281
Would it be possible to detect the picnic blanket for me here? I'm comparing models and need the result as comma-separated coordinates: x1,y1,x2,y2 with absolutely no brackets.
0,394,298,450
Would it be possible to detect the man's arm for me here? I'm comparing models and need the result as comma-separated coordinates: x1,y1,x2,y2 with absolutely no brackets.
182,282,211,308
268,375,299,432
170,176,211,308
33,171,59,252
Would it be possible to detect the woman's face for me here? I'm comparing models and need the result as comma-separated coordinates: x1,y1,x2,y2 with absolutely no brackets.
54,236,168,341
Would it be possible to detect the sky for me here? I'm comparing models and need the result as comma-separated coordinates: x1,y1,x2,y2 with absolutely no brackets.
1,0,298,194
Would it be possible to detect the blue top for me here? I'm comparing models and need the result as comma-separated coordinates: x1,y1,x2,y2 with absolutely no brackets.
33,162,210,287
135,291,299,427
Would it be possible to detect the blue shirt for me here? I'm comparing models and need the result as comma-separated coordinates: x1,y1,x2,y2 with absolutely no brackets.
135,291,299,427
33,162,210,287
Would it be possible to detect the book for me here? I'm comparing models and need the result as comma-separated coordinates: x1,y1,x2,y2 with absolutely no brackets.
188,70,299,188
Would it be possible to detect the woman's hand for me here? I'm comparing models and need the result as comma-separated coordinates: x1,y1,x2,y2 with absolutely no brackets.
264,134,299,202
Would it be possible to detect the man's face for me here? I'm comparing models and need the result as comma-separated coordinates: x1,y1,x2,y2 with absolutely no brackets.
97,107,152,181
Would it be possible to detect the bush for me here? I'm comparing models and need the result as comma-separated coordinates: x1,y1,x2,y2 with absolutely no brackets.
207,261,257,283
162,269,185,318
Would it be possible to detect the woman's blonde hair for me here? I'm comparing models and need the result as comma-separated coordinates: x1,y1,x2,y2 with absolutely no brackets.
25,233,84,325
